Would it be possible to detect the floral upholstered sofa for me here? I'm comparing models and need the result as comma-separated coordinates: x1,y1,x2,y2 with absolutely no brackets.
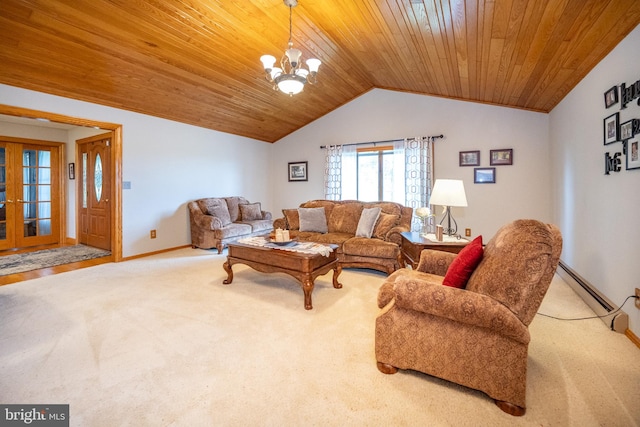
273,200,412,274
188,197,273,253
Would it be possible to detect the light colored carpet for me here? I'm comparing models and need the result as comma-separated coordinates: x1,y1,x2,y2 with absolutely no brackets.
0,248,638,426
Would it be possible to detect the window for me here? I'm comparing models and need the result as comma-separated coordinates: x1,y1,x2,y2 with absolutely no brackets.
356,146,394,201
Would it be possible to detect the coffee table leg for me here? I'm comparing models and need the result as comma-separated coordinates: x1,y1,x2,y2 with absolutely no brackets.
333,264,343,289
302,276,314,310
223,260,233,284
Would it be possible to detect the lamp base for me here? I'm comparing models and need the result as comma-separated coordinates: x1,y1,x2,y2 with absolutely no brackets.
439,206,458,236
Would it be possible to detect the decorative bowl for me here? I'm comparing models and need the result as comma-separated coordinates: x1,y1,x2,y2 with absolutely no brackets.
270,239,295,246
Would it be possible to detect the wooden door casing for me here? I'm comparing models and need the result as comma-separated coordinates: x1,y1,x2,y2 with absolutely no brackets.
78,134,111,251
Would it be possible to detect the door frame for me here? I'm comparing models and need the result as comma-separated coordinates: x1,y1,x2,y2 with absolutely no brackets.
0,104,123,262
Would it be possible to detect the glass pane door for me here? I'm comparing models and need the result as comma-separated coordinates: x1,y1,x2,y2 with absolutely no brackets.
22,148,52,238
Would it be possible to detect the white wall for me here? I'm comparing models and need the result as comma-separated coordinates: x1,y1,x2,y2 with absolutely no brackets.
271,89,552,239
549,25,640,335
0,84,272,258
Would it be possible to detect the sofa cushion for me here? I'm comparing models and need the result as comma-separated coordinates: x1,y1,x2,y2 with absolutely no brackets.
298,207,328,233
356,207,381,238
369,201,402,217
244,219,273,233
213,223,252,239
197,199,232,226
300,200,336,221
225,197,249,222
239,202,262,221
373,213,399,240
442,235,484,288
328,203,363,234
283,209,300,230
343,237,399,259
298,232,352,247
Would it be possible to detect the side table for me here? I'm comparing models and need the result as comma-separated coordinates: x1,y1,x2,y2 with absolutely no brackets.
400,231,470,269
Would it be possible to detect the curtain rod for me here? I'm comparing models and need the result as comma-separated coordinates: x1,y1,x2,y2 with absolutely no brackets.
319,135,443,149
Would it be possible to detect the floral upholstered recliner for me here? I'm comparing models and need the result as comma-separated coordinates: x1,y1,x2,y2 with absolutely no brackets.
188,196,273,253
375,219,562,416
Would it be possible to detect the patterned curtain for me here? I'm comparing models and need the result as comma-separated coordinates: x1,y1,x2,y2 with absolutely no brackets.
396,137,434,232
323,145,342,200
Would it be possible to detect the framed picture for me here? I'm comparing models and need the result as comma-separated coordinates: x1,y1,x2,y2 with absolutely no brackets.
489,149,513,165
620,120,634,141
288,161,308,182
474,167,496,184
604,85,618,108
603,112,619,145
626,138,640,170
68,163,75,180
459,150,480,166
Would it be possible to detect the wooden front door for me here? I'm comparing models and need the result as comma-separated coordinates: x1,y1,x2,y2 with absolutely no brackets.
78,134,111,251
0,139,61,250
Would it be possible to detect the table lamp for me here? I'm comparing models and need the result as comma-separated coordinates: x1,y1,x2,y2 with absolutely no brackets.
428,179,467,236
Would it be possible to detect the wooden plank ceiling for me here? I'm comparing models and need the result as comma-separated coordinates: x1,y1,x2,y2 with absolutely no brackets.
1,0,639,143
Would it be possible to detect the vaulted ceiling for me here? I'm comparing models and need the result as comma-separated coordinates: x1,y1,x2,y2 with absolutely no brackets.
1,1,639,143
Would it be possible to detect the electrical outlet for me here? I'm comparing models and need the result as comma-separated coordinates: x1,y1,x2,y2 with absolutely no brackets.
465,228,471,237
636,288,640,309
150,230,156,239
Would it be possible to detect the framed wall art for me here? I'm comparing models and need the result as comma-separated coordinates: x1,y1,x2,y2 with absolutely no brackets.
620,120,634,141
68,163,75,180
626,138,640,170
288,161,308,182
459,150,480,166
604,85,618,108
489,149,513,165
474,167,496,184
603,112,619,145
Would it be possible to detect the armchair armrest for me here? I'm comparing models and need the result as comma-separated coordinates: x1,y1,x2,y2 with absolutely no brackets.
392,276,530,344
416,249,457,275
386,224,411,245
192,210,223,230
273,217,287,229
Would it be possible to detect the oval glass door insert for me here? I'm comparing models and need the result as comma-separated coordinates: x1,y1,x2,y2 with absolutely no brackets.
94,153,103,202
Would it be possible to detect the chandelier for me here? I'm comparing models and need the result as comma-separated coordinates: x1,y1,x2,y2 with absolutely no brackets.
260,0,321,96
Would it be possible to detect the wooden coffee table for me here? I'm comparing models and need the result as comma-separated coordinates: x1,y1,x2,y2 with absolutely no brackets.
222,241,342,310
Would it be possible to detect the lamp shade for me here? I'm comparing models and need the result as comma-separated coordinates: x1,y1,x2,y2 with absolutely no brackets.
429,179,468,207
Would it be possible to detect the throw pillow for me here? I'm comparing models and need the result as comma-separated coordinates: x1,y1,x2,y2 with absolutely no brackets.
373,213,399,240
239,203,262,221
356,207,381,238
283,209,300,230
442,236,484,289
198,200,232,226
298,207,328,233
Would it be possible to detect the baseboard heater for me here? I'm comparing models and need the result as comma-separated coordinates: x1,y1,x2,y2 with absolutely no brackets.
557,260,628,334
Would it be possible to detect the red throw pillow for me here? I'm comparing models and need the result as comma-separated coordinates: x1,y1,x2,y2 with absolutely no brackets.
442,236,484,289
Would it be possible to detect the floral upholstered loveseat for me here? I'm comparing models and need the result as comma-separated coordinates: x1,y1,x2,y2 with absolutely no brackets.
273,200,412,274
188,197,273,253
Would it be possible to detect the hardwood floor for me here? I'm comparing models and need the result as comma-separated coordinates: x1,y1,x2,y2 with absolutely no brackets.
0,254,113,286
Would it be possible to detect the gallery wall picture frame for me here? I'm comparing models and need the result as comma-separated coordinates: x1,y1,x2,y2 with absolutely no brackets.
288,161,308,182
620,120,634,141
474,167,496,184
489,149,513,165
626,138,640,170
603,112,619,145
604,85,618,108
68,163,75,180
459,150,480,166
